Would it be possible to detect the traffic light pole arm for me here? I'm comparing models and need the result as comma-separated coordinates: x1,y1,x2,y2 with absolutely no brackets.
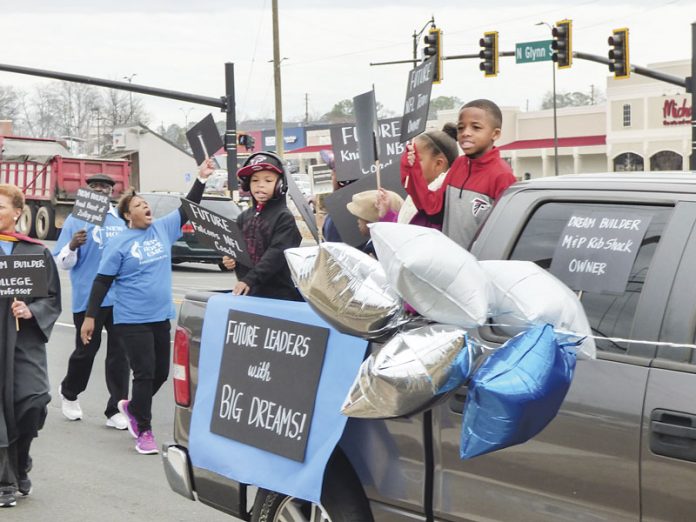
0,62,225,108
574,51,687,88
370,51,515,66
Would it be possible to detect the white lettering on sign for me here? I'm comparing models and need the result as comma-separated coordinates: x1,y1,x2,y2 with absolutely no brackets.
226,320,259,348
247,397,308,440
12,258,45,269
568,259,607,275
567,216,596,229
218,385,244,422
262,328,310,357
598,217,641,230
190,205,232,233
409,62,433,90
248,360,272,382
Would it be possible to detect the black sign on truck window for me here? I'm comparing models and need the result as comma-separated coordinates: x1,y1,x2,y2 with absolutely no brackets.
399,57,434,143
329,117,405,183
0,254,49,298
71,187,111,227
209,309,329,462
550,211,652,295
179,199,252,267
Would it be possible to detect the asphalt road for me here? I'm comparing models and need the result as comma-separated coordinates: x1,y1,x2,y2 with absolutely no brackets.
10,244,242,521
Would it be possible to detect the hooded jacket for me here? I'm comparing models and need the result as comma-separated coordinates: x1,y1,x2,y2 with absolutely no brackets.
235,196,302,301
403,146,516,249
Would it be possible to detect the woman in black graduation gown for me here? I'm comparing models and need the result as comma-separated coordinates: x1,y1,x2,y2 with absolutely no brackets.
0,184,61,508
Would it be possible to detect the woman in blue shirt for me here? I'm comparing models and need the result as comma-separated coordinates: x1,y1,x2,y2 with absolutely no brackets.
80,160,213,455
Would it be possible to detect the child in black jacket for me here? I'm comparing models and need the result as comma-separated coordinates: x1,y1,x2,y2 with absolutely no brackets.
222,152,302,301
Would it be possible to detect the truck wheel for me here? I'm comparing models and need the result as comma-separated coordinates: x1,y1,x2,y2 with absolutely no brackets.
35,205,57,240
17,203,37,237
251,452,373,522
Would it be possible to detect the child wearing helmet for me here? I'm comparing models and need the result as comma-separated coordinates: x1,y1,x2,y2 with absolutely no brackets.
221,152,303,301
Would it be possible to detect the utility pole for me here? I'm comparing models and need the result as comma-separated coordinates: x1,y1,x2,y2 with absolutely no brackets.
305,93,309,124
272,0,284,158
123,73,136,122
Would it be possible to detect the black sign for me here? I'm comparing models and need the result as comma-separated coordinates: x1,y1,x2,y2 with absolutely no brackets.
210,309,329,462
353,89,383,175
323,167,407,248
71,187,110,226
400,58,434,142
329,117,405,183
179,199,252,267
285,174,319,244
0,254,49,298
186,113,224,165
550,211,652,295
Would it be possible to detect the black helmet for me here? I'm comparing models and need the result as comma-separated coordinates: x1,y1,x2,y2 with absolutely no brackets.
236,151,287,196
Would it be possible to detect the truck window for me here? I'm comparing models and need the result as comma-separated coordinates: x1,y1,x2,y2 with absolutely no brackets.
509,203,672,354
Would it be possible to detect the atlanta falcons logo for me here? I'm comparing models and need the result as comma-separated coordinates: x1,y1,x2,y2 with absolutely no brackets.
471,198,491,217
249,155,268,165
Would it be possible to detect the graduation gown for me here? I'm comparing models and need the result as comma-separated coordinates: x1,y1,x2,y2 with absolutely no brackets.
0,241,61,449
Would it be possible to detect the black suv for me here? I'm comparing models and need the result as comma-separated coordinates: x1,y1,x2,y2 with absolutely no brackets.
139,192,242,269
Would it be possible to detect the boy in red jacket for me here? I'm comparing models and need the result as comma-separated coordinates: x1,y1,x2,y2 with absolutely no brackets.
403,98,516,249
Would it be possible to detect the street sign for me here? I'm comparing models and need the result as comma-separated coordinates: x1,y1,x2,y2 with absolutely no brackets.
516,40,554,64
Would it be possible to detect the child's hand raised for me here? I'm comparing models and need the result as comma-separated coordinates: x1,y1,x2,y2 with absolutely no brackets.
407,142,416,167
375,188,391,218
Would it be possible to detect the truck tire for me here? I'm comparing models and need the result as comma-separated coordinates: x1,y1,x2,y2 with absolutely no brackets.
17,203,37,237
251,452,373,522
35,205,57,240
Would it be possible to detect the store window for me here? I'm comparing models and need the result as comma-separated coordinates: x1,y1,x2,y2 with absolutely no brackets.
622,104,631,127
650,151,683,171
509,202,672,355
614,152,644,172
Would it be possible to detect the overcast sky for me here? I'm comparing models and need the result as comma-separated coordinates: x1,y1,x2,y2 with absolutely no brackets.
1,0,693,129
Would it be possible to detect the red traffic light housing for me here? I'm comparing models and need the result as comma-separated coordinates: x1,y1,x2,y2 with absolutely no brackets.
608,27,630,79
479,31,498,77
423,27,443,83
551,19,572,69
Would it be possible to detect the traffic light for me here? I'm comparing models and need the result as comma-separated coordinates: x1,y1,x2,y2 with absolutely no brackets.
423,27,442,83
551,19,572,69
608,28,630,79
479,31,498,77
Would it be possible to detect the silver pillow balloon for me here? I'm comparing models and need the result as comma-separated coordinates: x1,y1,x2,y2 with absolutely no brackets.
341,324,477,418
370,222,492,328
481,260,596,360
285,243,404,339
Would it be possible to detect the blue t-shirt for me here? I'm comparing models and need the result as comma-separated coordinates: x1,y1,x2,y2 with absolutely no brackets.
97,210,182,324
53,209,127,313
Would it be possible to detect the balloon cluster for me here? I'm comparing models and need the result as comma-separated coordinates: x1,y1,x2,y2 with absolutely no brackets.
285,223,593,458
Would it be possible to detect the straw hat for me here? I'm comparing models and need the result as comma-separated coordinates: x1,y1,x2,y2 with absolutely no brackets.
347,190,404,224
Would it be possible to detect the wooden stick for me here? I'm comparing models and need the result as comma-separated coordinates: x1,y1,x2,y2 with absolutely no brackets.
13,297,19,331
375,159,382,191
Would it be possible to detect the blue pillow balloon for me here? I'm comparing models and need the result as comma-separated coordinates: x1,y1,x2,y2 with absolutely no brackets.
460,324,576,460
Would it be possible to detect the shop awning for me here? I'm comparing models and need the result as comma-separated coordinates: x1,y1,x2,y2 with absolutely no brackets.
499,135,606,150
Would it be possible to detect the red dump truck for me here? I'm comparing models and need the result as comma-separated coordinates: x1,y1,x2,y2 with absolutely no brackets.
0,135,130,240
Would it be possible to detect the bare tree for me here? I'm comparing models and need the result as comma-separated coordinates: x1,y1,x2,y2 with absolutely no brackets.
0,85,21,122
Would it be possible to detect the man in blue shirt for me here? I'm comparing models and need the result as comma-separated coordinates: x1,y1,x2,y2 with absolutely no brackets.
53,173,129,430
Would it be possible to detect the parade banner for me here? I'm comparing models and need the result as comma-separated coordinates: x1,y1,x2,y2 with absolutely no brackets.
0,254,49,298
71,187,110,227
186,113,224,165
400,57,434,142
550,210,652,295
189,295,367,503
329,117,405,183
180,199,252,267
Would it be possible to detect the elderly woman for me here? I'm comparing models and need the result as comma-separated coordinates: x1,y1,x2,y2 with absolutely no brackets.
0,184,61,508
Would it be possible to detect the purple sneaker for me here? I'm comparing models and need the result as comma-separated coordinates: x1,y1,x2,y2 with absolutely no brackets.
135,430,159,455
117,400,139,439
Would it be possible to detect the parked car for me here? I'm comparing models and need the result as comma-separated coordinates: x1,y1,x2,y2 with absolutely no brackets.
139,192,242,269
163,172,696,521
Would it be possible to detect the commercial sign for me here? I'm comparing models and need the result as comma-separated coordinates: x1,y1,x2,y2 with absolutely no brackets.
662,98,692,126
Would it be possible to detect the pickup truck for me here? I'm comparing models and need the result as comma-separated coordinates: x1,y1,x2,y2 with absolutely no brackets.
163,172,696,521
